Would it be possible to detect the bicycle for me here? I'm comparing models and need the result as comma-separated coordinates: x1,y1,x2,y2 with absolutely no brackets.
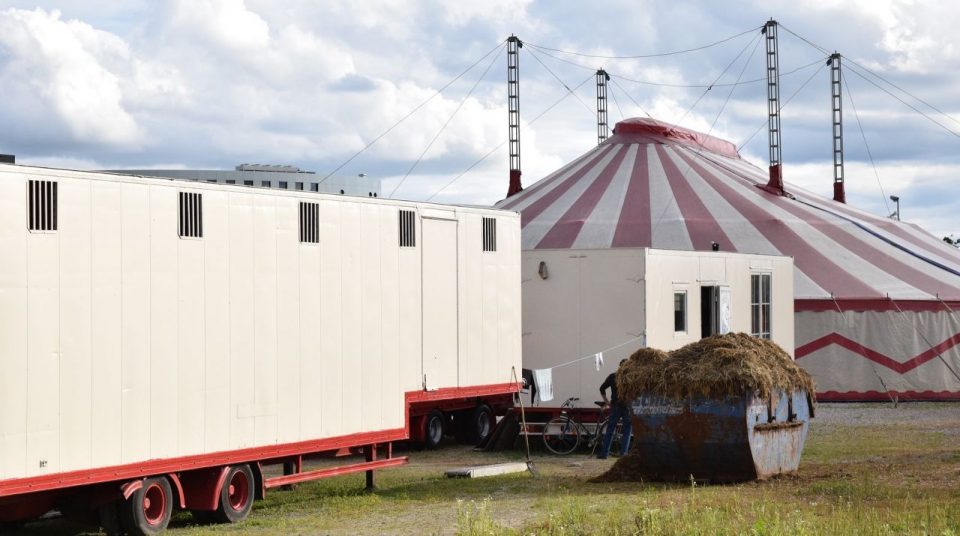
541,397,625,455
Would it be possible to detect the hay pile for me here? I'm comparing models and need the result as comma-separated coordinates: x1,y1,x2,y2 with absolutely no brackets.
616,333,815,402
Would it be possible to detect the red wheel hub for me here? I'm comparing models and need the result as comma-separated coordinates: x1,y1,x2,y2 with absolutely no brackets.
142,482,166,525
227,469,250,511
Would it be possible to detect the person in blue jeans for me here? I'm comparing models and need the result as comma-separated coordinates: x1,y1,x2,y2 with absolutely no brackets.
598,359,632,459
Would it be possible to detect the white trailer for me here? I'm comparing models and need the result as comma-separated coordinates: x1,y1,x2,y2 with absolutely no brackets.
521,248,794,408
0,163,521,533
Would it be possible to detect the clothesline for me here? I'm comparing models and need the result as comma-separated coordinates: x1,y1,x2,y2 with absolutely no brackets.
546,333,647,371
530,333,646,404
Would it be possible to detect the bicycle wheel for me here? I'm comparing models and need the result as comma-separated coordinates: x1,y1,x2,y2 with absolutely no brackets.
542,416,580,455
595,418,623,456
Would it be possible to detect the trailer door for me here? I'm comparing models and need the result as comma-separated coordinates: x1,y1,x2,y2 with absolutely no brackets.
421,217,459,390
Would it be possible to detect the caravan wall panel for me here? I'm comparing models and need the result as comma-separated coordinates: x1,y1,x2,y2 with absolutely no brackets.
0,166,521,482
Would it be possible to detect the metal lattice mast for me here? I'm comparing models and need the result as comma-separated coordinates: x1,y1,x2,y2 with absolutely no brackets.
506,35,523,197
762,19,785,195
829,53,846,203
596,69,610,145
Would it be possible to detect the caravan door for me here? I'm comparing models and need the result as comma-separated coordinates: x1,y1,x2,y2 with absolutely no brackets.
421,216,459,390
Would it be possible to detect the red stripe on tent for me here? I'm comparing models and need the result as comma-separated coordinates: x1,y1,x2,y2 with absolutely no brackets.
655,145,735,252
519,147,615,228
794,192,960,270
673,150,880,298
775,220,960,296
751,193,960,299
499,148,605,210
611,145,652,247
795,332,960,373
536,146,629,249
795,298,960,312
704,151,960,273
817,390,960,402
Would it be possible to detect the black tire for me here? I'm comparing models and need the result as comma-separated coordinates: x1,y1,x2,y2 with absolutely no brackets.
595,418,623,456
213,465,255,524
423,410,445,449
119,477,173,536
542,416,580,455
466,404,494,445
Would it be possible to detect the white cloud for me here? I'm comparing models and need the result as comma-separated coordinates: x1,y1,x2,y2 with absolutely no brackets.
0,0,958,239
0,8,141,146
170,0,269,51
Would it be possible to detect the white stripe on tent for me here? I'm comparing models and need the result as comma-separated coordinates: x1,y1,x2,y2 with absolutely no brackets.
695,152,933,300
573,144,638,249
787,186,960,268
521,146,623,249
647,144,693,250
662,146,785,256
794,270,829,299
500,145,610,214
708,152,960,279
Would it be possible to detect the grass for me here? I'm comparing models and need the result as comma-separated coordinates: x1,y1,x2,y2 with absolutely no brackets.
19,403,960,535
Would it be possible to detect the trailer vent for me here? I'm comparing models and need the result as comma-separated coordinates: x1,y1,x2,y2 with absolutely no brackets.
27,180,57,232
482,217,497,252
300,202,319,244
178,192,203,238
399,210,416,248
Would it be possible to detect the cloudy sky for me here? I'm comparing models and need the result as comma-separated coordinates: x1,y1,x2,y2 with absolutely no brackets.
1,1,959,237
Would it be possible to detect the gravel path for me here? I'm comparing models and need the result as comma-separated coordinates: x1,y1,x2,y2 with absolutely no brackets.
813,402,960,428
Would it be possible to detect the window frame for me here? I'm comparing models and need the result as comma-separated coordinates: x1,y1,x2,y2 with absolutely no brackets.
750,273,772,339
673,290,688,333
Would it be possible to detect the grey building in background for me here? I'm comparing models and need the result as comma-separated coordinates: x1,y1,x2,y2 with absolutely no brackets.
107,164,381,198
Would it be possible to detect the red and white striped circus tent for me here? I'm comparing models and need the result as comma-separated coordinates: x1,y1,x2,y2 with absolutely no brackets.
496,117,960,401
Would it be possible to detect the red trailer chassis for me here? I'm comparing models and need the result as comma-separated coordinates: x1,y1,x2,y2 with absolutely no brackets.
0,383,516,534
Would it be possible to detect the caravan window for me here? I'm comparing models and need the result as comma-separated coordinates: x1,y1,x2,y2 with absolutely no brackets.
751,273,772,339
673,291,687,332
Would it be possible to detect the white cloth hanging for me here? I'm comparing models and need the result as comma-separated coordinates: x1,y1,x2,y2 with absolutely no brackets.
533,368,554,403
594,352,604,371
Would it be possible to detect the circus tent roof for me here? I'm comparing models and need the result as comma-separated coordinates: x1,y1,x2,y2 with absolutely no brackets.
495,118,960,302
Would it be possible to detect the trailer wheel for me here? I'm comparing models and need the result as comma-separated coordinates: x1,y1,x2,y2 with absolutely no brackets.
213,464,255,524
424,410,445,449
467,404,494,445
120,477,173,536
